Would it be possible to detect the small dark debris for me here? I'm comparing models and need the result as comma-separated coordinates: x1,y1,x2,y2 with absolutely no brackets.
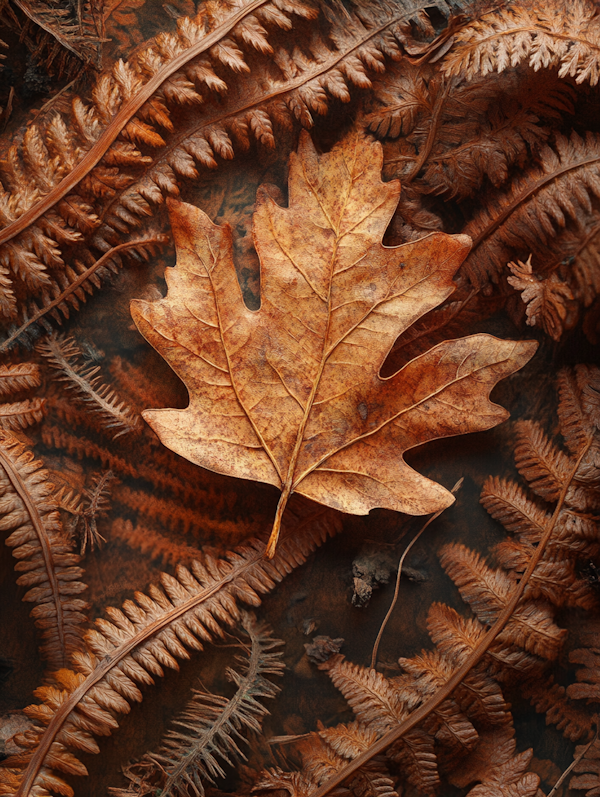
23,61,52,98
351,544,397,607
402,566,428,583
304,635,344,664
299,618,319,635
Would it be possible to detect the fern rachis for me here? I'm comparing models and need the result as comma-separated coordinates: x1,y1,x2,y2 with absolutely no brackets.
111,612,285,797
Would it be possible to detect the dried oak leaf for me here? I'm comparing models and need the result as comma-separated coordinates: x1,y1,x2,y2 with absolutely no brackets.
131,131,536,556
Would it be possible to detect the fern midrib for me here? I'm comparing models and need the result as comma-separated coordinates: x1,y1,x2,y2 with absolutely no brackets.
0,446,66,664
451,24,600,55
47,339,136,432
119,9,416,168
15,509,327,797
0,239,160,352
161,622,265,795
307,436,593,797
469,151,600,253
0,0,272,247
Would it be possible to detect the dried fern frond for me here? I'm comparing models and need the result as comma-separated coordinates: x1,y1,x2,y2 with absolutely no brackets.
560,217,600,309
0,361,45,430
0,398,46,430
258,726,398,797
520,674,593,742
375,65,574,200
108,356,183,415
439,543,566,660
451,724,540,797
0,363,41,396
110,518,205,568
41,423,139,477
38,333,141,438
0,0,471,334
319,655,408,735
461,130,600,290
0,431,88,670
476,366,600,737
442,0,600,86
569,734,600,797
76,469,115,554
7,0,105,74
316,652,481,794
0,500,341,797
53,483,85,516
111,612,284,797
112,484,260,538
512,420,572,503
1,235,169,352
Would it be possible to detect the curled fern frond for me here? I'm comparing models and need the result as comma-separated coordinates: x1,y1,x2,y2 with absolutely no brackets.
38,333,141,439
111,612,284,797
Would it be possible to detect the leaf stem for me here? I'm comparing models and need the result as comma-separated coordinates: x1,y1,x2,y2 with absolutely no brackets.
266,485,293,558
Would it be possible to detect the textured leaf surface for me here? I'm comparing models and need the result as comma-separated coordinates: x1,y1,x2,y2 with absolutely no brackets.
132,131,536,554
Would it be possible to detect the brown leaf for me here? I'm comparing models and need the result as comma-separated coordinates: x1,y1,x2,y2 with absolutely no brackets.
131,130,536,556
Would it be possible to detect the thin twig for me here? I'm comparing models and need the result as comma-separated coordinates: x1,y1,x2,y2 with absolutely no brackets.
546,720,598,797
370,477,463,669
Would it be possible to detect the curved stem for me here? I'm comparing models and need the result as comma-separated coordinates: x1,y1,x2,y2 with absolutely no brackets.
370,478,463,669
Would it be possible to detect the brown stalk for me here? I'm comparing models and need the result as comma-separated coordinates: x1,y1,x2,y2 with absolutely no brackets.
308,436,593,797
404,79,452,183
370,477,463,669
